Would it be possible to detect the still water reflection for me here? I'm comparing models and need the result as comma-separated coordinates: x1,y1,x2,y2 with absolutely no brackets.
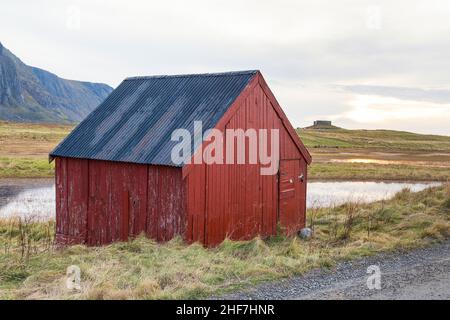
0,179,441,219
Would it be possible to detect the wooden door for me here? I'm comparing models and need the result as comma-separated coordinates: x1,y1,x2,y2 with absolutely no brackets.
279,159,303,235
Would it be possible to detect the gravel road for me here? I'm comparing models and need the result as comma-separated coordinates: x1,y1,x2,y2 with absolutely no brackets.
220,241,450,300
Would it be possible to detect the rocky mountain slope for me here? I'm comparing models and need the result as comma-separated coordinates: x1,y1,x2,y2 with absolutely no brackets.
0,42,113,123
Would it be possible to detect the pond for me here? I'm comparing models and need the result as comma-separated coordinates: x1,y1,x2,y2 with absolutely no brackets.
0,179,442,220
306,181,441,208
0,179,55,220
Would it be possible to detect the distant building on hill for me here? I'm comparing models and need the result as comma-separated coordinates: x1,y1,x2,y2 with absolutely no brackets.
303,120,338,130
314,120,332,126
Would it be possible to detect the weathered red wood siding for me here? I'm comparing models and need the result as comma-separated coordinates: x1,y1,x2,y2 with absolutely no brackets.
55,158,185,245
279,159,307,236
55,157,89,244
185,78,307,246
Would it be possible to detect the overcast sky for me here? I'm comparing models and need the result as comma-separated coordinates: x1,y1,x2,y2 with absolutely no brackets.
1,0,450,135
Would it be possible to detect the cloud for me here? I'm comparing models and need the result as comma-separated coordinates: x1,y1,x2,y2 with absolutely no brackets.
341,85,450,104
1,0,450,135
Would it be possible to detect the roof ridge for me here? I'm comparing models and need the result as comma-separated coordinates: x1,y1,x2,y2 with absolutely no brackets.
125,70,259,81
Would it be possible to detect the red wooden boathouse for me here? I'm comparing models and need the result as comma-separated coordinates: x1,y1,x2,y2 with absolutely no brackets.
50,70,312,246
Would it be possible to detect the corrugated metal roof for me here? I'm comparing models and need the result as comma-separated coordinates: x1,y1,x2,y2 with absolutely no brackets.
50,70,258,166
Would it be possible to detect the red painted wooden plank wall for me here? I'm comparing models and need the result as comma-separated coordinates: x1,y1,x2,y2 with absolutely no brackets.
185,82,306,246
55,158,185,245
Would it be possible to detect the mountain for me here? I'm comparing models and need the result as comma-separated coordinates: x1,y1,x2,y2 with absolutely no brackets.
0,42,113,123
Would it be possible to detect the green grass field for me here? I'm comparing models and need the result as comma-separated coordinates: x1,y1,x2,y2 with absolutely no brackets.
298,127,450,151
0,121,449,180
1,184,449,299
310,162,450,182
0,122,72,178
1,122,449,299
298,127,450,181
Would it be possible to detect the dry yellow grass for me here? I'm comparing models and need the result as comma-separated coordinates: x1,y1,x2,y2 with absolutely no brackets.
0,121,72,177
0,184,449,300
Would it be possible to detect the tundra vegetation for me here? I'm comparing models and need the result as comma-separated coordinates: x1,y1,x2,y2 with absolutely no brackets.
0,184,449,299
299,127,450,181
0,121,68,178
1,122,450,181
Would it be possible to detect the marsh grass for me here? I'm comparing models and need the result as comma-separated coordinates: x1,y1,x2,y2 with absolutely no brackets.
2,121,450,180
0,121,71,178
298,127,450,151
309,162,450,181
297,128,450,181
1,217,54,260
0,157,54,178
0,184,449,300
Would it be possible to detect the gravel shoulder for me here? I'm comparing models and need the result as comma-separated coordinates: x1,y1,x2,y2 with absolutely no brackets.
220,240,450,300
